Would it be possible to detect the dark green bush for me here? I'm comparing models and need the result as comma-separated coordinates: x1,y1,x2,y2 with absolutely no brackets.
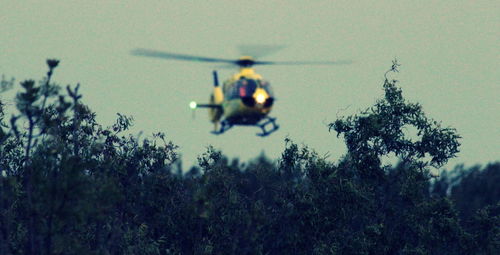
0,60,497,254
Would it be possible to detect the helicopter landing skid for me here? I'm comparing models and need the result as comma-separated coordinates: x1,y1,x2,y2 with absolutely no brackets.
210,117,279,137
256,117,279,137
211,120,234,135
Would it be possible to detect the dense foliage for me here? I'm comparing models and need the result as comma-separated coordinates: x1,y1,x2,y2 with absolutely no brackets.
433,163,500,218
0,60,498,254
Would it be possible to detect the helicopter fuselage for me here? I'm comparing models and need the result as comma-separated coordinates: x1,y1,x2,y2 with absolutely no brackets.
209,68,274,126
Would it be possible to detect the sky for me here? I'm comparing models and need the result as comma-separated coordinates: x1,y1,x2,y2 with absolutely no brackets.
1,1,498,170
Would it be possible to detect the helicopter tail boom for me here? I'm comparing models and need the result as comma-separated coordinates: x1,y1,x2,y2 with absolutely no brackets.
195,104,221,109
189,101,222,110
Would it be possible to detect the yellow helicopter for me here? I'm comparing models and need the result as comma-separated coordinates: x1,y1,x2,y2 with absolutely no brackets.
131,48,350,136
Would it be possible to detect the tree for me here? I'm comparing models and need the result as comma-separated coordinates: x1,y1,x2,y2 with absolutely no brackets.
1,60,181,254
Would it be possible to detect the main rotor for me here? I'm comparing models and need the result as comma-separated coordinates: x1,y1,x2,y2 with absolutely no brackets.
130,47,352,68
235,56,256,68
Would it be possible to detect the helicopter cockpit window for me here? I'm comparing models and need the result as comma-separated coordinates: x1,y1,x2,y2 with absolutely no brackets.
238,78,257,97
227,78,258,99
226,78,274,100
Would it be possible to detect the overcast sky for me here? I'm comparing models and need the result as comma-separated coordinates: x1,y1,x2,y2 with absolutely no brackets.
1,1,498,170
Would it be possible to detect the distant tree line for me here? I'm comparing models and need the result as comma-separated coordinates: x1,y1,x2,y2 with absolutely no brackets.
0,60,498,254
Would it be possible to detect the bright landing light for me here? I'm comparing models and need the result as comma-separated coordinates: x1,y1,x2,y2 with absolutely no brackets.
189,101,197,109
255,93,266,104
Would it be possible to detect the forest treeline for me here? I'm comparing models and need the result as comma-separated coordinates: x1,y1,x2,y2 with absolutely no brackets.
0,60,498,254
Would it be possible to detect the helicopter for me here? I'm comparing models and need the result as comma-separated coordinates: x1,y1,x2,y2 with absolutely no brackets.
131,47,351,136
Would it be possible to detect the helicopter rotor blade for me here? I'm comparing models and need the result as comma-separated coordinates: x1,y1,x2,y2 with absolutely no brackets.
131,48,236,64
132,48,352,67
253,60,353,66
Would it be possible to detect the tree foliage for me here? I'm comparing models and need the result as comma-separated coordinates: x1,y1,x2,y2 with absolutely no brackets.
0,60,497,254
